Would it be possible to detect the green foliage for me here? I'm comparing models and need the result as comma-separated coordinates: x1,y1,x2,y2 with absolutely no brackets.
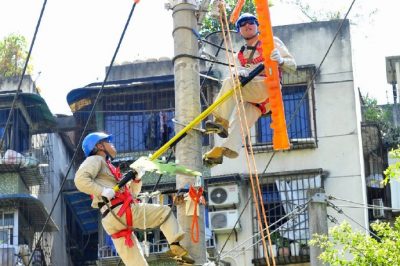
0,33,33,78
384,147,400,185
200,0,257,37
361,94,400,148
310,218,400,265
362,95,385,122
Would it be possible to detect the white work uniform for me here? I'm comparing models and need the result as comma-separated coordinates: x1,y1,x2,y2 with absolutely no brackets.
74,155,185,266
213,37,296,154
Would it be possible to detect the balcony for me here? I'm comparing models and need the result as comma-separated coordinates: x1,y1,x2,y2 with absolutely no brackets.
98,234,216,265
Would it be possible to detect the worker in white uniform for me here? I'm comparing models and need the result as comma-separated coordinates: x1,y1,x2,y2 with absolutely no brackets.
203,13,297,165
74,132,194,265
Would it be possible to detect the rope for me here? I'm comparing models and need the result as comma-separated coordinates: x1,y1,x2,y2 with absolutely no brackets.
218,2,275,265
214,0,357,262
231,202,310,259
219,199,310,260
30,2,141,265
188,186,204,243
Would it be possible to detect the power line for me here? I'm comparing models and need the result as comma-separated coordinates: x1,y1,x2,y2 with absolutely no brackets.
0,0,48,151
28,1,141,265
211,1,357,263
327,200,381,240
328,194,400,212
219,199,310,260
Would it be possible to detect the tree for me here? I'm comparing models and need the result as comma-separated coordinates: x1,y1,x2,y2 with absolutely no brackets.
200,0,257,36
361,94,400,148
384,147,400,184
310,218,400,265
0,33,33,78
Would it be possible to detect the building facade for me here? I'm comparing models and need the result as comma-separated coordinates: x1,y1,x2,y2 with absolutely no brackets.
0,76,59,265
63,20,390,266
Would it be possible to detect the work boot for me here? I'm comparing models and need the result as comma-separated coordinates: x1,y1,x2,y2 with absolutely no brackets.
167,244,195,264
203,146,239,167
205,117,229,138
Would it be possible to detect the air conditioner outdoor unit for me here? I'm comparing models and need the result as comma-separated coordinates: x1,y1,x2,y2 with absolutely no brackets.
209,209,241,234
208,184,239,208
372,198,385,218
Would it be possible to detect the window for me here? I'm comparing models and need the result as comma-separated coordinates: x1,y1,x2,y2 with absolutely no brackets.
253,171,322,263
0,212,14,245
262,184,288,231
256,84,315,149
105,111,175,152
0,109,30,152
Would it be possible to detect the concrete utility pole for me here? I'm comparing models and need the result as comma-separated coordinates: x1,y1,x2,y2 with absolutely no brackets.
166,0,206,263
385,56,400,127
308,188,328,266
394,62,400,127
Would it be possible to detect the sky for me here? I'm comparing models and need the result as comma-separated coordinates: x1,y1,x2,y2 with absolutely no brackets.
0,0,399,115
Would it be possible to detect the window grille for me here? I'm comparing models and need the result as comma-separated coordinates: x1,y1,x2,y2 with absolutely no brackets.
252,170,322,265
361,123,390,221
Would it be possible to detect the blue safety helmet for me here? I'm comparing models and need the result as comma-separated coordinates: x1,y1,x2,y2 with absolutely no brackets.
235,13,259,32
82,132,113,157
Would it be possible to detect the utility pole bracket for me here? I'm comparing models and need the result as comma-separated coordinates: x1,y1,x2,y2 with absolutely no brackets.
311,192,326,203
165,0,199,10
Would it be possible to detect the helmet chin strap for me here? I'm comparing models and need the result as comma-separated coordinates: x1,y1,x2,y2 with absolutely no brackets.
243,32,259,41
104,148,114,161
97,143,114,161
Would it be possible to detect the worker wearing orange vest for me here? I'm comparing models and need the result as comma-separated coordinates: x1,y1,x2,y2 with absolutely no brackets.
74,132,194,265
203,13,296,166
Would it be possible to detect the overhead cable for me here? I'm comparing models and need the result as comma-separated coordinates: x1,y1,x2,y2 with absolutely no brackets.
0,0,48,151
29,2,141,265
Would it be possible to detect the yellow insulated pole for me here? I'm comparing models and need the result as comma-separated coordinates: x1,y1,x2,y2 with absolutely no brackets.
150,64,265,161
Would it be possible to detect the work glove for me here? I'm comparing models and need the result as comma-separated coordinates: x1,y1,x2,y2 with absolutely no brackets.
135,168,145,180
270,48,284,65
237,67,250,77
101,187,115,201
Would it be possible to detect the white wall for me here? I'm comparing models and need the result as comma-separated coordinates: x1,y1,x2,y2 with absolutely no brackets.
0,75,36,93
39,133,74,266
206,20,368,264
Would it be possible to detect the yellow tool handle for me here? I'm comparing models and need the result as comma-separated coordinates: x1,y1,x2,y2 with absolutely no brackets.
150,64,265,161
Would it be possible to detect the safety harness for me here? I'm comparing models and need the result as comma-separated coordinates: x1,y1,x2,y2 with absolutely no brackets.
237,41,282,115
103,160,138,247
238,41,264,67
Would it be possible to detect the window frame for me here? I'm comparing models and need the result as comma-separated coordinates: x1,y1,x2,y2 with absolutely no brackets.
250,169,323,264
251,66,317,152
0,211,15,246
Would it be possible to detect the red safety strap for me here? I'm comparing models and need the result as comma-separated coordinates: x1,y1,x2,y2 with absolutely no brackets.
188,186,204,243
238,42,264,67
112,228,134,247
252,98,270,115
106,160,122,181
237,41,283,115
105,160,135,247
